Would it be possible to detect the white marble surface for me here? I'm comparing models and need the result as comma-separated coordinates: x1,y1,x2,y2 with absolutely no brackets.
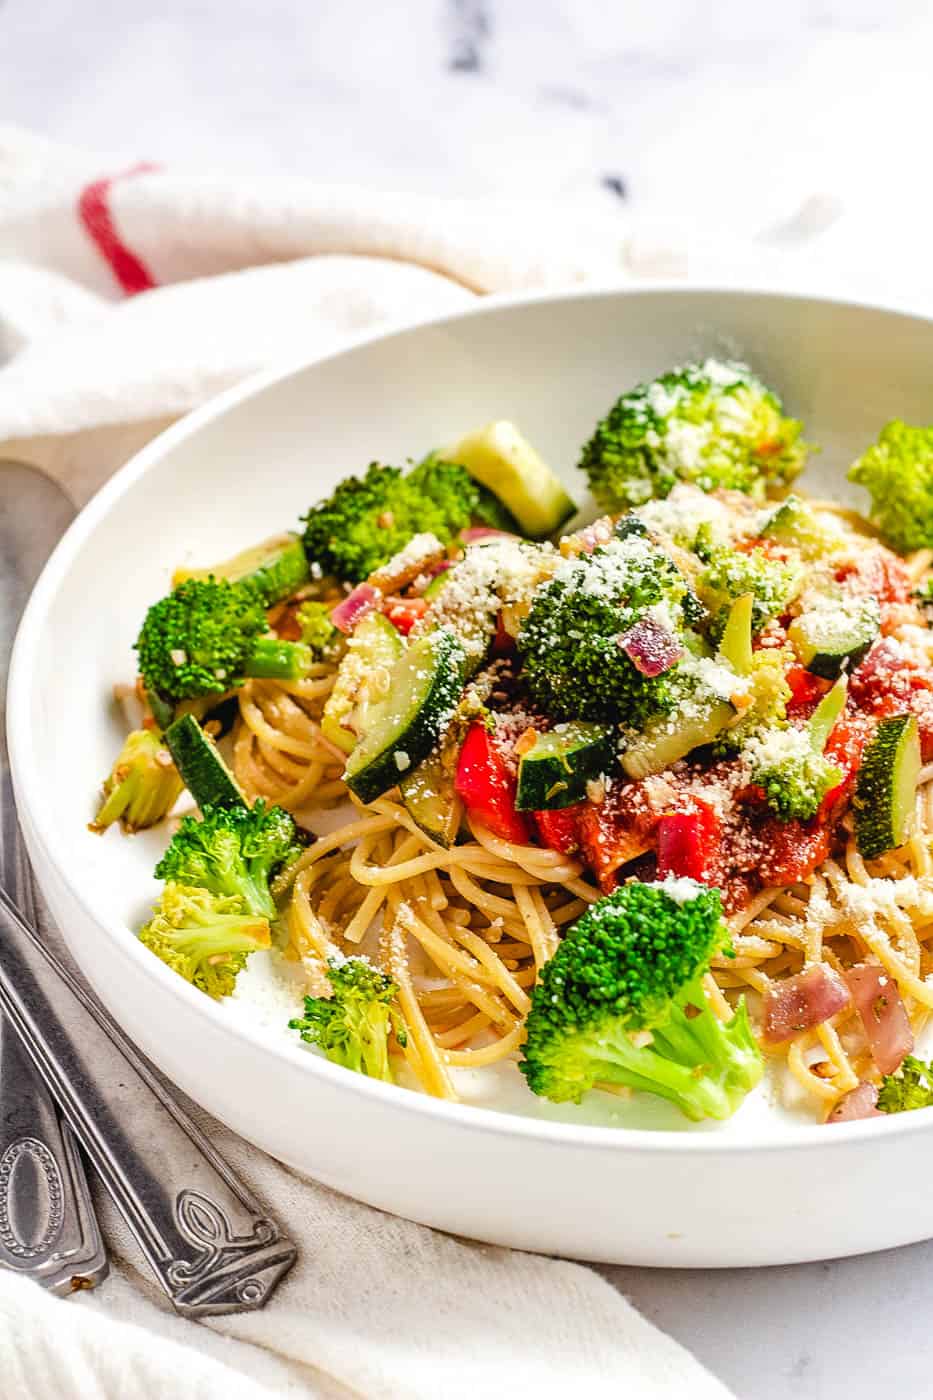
7,2,933,1396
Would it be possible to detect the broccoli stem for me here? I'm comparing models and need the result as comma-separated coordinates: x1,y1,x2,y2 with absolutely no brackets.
244,636,312,681
577,1026,737,1120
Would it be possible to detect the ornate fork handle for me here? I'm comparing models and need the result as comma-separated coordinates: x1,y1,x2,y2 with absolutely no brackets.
0,884,297,1316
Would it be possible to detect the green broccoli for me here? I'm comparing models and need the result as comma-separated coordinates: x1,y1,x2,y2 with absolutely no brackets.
138,882,271,999
295,600,344,661
579,358,808,511
136,577,312,705
301,458,513,585
155,801,303,921
747,677,846,821
289,957,407,1082
519,881,763,1119
518,534,690,724
849,421,933,553
91,728,183,833
697,540,804,636
877,1055,933,1113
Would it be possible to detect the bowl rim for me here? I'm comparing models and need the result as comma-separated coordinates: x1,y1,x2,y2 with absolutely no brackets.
11,278,933,1156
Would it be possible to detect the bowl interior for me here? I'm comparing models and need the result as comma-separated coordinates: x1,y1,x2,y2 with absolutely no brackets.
13,286,933,1139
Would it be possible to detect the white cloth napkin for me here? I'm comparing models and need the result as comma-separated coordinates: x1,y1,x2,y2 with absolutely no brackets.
0,125,740,1400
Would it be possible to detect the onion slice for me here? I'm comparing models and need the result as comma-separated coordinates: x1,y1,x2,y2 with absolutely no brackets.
460,527,518,545
331,582,380,634
827,1082,882,1123
845,962,913,1075
762,965,851,1044
618,617,683,678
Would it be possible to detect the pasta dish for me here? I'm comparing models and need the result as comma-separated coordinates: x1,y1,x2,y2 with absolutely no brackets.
92,359,933,1126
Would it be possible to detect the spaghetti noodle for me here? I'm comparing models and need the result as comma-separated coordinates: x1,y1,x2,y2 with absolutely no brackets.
217,504,933,1121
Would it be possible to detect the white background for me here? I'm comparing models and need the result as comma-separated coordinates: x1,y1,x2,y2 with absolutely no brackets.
6,2,933,1395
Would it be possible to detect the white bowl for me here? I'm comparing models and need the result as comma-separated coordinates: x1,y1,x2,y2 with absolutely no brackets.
11,286,933,1268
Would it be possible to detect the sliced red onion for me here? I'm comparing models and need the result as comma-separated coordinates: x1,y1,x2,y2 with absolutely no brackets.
460,527,518,545
331,582,380,634
762,965,851,1045
618,617,683,678
845,962,913,1075
827,1082,882,1123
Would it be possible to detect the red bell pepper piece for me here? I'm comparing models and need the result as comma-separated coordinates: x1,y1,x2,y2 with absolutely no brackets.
491,611,516,657
533,804,584,855
785,665,831,715
656,800,720,883
455,723,531,844
819,717,867,817
385,597,428,635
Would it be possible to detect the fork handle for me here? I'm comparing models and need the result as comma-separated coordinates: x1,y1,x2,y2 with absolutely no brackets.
0,776,108,1294
0,883,297,1317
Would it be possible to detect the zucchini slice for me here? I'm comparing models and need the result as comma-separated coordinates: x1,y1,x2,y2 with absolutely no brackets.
515,722,614,811
447,421,576,539
173,531,309,605
344,630,465,803
164,713,247,810
399,741,463,847
854,714,921,859
422,569,451,602
788,598,879,680
621,701,735,780
321,612,404,754
759,495,844,561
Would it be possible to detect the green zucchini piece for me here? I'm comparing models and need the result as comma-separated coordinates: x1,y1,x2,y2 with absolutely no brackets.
399,742,463,847
759,495,844,561
173,531,309,605
788,597,880,680
344,629,466,803
515,722,614,810
145,686,176,732
854,714,921,859
717,593,754,677
447,421,576,539
164,713,247,810
423,569,451,602
321,612,404,754
621,701,735,780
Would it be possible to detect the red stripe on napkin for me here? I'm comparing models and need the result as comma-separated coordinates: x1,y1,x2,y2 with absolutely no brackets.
77,163,159,295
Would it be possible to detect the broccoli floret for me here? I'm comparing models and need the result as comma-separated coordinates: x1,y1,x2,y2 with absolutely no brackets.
518,534,690,724
289,957,407,1081
519,881,763,1119
417,451,520,533
136,577,311,704
877,1055,933,1113
697,541,804,636
155,801,303,921
849,421,933,553
746,678,845,821
295,600,344,661
301,458,511,584
716,651,792,758
138,882,271,999
90,728,183,833
752,732,840,821
579,358,808,511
